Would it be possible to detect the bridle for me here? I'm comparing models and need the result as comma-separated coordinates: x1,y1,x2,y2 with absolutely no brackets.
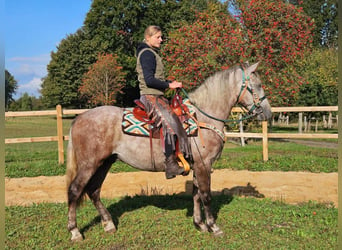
180,65,267,124
236,65,267,116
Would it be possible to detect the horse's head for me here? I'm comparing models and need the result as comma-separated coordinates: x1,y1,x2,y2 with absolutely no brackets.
236,62,272,121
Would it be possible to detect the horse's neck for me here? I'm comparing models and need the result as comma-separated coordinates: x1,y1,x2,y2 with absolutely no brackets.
189,79,236,129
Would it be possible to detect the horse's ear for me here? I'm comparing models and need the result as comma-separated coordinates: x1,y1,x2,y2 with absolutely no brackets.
246,62,260,74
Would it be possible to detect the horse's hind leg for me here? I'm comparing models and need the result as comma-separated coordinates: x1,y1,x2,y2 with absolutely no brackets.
67,170,95,241
85,155,116,233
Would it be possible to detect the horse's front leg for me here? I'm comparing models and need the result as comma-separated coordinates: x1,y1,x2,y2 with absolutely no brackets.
193,167,223,236
202,190,223,236
192,179,208,232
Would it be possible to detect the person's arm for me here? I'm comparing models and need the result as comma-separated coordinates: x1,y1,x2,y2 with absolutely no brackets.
139,50,170,90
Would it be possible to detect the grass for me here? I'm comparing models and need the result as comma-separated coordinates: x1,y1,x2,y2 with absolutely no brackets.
5,141,338,178
5,141,138,178
269,124,338,134
5,116,338,248
5,196,337,249
215,140,337,173
5,116,337,177
5,116,73,138
5,139,337,178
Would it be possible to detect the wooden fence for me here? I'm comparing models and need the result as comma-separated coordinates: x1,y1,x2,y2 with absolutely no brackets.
5,105,338,164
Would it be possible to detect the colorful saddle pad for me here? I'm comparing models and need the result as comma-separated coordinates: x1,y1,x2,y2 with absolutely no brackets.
122,99,198,137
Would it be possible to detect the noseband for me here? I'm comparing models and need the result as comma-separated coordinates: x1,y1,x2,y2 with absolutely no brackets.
236,66,267,115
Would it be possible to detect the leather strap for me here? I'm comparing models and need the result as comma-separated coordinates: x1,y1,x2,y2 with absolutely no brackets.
149,125,155,170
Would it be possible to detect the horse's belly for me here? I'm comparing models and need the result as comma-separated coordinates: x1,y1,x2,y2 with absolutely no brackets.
117,154,165,172
114,137,166,172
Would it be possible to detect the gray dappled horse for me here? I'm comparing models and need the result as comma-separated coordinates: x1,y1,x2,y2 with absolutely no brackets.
66,62,272,241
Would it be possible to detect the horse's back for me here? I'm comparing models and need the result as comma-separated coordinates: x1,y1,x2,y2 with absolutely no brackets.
75,105,122,122
71,105,123,138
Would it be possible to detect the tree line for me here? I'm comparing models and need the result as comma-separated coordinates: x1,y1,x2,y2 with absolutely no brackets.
5,0,338,111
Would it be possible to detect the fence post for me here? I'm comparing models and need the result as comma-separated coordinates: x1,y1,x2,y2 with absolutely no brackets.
304,116,307,132
262,121,268,162
239,114,245,147
323,115,327,128
298,112,303,133
328,112,332,128
56,105,64,164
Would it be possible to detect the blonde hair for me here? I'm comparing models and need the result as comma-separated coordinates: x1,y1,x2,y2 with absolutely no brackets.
143,25,162,42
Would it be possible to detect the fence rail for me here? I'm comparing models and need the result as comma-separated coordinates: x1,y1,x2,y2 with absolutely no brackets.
5,105,338,164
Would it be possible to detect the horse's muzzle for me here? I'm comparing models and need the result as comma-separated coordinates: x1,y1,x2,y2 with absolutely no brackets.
257,107,272,121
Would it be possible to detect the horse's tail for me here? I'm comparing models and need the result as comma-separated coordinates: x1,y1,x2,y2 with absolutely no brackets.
66,126,87,206
66,127,77,196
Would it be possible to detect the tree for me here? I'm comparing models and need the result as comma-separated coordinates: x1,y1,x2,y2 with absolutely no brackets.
84,0,221,106
163,2,243,88
294,47,337,106
163,0,314,106
41,0,221,108
9,94,44,111
9,93,37,111
5,70,18,110
236,0,314,106
79,53,126,106
41,29,94,108
289,0,338,48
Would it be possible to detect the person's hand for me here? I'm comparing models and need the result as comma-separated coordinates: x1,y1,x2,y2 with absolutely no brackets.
168,81,182,89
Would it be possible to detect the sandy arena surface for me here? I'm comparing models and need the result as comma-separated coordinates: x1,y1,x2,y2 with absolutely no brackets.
5,169,338,207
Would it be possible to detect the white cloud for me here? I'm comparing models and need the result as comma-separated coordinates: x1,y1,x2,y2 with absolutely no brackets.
13,63,47,78
6,54,50,99
9,54,50,63
7,54,50,78
15,77,42,99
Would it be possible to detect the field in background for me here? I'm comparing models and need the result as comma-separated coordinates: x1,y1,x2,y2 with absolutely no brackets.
4,139,338,178
5,116,337,178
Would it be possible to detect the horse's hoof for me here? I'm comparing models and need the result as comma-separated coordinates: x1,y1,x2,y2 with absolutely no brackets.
70,228,83,242
213,229,224,237
103,220,116,234
194,222,209,233
71,235,84,242
209,224,224,237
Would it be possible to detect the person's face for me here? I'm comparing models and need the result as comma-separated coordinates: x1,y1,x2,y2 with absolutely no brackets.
146,31,163,48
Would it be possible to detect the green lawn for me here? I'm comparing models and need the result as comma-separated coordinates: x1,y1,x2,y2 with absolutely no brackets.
5,140,338,178
5,116,338,249
5,196,337,249
5,116,337,177
5,116,73,138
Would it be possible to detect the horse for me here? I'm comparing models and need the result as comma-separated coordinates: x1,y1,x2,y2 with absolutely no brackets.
66,62,272,241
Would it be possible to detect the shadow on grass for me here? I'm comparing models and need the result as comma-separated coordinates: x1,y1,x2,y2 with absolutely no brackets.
80,181,265,234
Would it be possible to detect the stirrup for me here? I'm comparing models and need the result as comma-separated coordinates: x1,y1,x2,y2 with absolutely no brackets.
176,152,190,176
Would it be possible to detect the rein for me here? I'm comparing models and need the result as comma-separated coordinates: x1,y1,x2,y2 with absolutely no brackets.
180,66,266,124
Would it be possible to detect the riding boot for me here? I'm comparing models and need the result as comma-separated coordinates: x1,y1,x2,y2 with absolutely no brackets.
165,155,184,179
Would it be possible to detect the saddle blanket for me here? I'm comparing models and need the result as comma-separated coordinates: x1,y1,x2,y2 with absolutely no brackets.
122,99,198,137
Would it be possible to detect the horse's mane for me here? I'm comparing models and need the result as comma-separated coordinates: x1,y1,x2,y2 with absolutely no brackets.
188,64,242,108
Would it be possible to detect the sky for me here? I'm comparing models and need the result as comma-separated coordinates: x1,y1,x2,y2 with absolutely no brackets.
5,0,92,99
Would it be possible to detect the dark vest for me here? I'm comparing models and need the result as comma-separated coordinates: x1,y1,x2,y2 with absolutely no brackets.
136,48,165,96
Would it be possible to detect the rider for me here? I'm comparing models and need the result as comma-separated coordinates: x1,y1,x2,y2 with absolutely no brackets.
136,25,192,179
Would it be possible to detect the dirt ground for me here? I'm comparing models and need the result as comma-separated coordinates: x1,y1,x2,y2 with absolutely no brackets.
5,169,338,207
